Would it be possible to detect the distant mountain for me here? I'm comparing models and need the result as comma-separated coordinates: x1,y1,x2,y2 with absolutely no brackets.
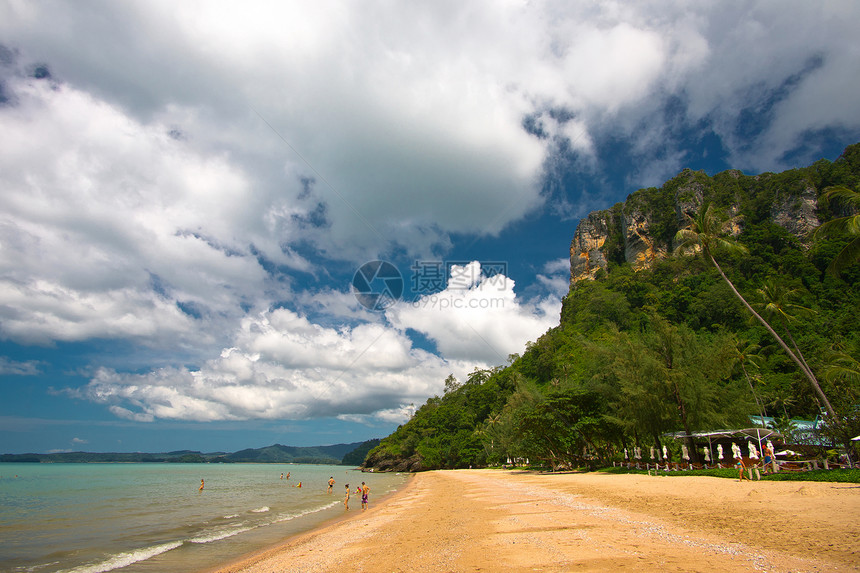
224,442,365,464
1,441,372,464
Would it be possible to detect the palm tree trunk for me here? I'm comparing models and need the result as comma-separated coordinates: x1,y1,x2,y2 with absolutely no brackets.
708,252,837,418
670,376,698,464
741,361,766,421
780,316,818,385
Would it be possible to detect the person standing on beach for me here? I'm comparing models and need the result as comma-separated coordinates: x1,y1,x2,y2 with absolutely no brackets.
199,478,205,492
360,482,369,510
344,484,350,510
328,476,335,493
762,444,774,474
735,457,747,481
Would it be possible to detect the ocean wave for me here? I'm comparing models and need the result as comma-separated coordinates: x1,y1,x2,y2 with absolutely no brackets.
188,526,253,544
272,500,340,523
223,513,239,519
250,506,270,513
60,540,183,573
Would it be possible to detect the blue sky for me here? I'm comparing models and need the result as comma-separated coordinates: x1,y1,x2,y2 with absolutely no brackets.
2,1,860,454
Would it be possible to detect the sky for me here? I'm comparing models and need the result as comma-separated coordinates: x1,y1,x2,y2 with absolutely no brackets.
1,1,859,454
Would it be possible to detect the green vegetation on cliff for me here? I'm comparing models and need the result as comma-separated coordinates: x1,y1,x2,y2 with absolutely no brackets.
364,143,860,472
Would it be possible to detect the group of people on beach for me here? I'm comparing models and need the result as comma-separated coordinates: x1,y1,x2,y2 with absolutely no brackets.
735,443,775,481
197,473,370,509
337,478,370,511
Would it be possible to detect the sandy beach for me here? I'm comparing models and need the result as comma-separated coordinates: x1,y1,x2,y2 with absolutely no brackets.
211,469,859,573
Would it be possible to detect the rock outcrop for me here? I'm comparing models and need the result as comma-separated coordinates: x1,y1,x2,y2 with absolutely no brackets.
569,211,612,282
770,184,820,244
570,168,823,285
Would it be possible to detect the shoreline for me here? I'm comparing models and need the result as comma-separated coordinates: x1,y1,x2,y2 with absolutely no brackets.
209,469,859,572
205,473,417,573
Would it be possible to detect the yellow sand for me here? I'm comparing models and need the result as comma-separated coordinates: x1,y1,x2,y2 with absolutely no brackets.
210,469,860,572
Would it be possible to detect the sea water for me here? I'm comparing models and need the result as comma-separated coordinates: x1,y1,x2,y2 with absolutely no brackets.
0,463,407,573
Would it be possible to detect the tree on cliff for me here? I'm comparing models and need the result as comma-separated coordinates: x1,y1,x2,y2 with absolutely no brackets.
812,185,860,276
674,203,837,419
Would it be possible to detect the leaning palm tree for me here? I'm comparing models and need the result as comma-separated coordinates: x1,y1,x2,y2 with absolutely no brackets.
811,185,860,275
755,279,817,383
732,340,767,422
674,203,837,418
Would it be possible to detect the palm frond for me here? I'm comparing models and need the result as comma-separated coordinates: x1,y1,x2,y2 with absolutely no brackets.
813,214,860,240
826,237,860,276
822,185,860,208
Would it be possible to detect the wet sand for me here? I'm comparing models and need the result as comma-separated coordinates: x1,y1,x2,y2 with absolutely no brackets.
211,469,860,572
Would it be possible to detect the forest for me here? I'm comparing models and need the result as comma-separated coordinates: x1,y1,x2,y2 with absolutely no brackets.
363,143,860,472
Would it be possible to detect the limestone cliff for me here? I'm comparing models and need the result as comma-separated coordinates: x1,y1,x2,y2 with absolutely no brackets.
569,167,824,285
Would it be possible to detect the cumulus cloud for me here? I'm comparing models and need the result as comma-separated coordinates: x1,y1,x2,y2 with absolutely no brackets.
73,262,558,424
75,307,479,423
0,74,314,348
387,262,561,364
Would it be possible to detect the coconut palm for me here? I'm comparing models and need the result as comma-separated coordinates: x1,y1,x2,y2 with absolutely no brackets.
675,203,837,418
811,185,860,275
755,279,817,382
732,340,767,421
824,351,860,386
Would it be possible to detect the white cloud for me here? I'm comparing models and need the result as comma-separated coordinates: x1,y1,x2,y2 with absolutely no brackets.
74,263,557,424
536,258,572,299
387,262,561,364
0,77,314,348
76,307,479,423
0,357,41,376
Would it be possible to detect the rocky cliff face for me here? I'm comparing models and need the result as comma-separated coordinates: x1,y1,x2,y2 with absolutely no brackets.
569,168,822,285
569,211,611,282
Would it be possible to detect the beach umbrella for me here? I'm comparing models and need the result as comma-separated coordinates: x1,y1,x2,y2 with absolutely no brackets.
681,444,689,460
703,447,711,462
717,444,724,460
852,435,860,441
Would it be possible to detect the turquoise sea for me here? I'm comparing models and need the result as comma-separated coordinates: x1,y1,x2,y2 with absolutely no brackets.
0,463,407,573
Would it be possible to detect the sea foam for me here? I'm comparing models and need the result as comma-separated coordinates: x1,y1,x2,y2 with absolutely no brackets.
61,541,183,573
